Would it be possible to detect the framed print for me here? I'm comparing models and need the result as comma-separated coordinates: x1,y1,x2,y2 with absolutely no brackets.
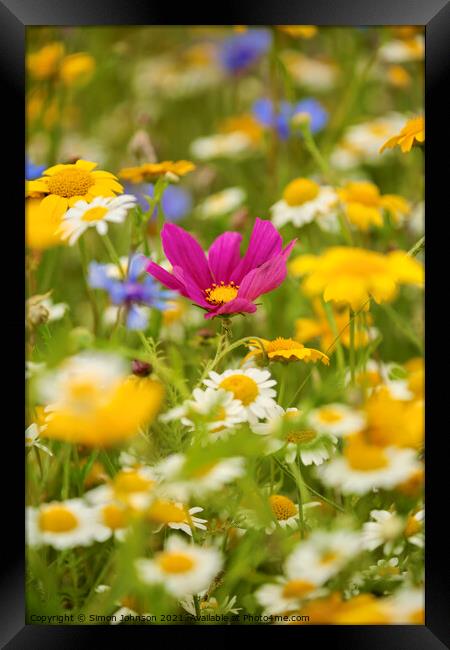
1,0,448,646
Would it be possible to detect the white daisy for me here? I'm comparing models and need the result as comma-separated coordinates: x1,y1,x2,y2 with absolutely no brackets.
252,407,337,466
154,453,245,500
285,530,362,586
93,500,130,541
318,444,421,495
146,499,208,537
85,466,157,510
330,114,406,169
197,187,246,219
271,179,339,232
59,194,137,245
350,360,414,401
37,297,68,322
27,499,107,549
308,403,366,437
135,536,223,598
25,422,52,456
190,132,254,161
280,51,337,92
38,351,127,410
161,387,246,441
404,509,424,548
362,510,405,552
256,577,322,615
378,35,424,63
203,367,278,424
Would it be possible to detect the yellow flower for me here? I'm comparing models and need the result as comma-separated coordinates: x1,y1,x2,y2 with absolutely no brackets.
291,592,390,624
363,387,424,449
60,53,95,86
27,42,65,80
338,181,410,231
295,299,374,351
26,159,123,221
278,26,318,39
244,337,329,365
118,160,196,184
380,116,425,153
404,357,424,398
26,198,66,250
40,354,164,447
290,247,424,311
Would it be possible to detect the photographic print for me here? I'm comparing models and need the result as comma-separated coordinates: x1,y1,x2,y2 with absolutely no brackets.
25,25,424,627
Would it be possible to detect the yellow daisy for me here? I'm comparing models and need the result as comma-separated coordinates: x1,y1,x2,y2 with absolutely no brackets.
295,299,376,350
380,115,425,153
26,159,123,221
290,247,423,311
118,160,195,184
338,181,410,231
244,337,329,365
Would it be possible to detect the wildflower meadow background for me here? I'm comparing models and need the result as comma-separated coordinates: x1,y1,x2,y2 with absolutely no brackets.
26,26,424,626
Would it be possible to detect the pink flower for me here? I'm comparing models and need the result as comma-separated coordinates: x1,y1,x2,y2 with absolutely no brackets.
146,218,296,319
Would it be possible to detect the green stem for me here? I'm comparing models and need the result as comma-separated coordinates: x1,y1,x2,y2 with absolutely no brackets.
408,235,424,258
102,233,125,278
322,301,345,373
78,238,99,335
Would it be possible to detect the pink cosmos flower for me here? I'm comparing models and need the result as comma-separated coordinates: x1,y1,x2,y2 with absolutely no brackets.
145,218,296,319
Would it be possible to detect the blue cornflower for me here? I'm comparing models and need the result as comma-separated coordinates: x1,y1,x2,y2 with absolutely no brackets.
125,183,192,222
252,97,328,140
219,29,272,75
293,98,329,133
88,254,174,330
25,157,46,180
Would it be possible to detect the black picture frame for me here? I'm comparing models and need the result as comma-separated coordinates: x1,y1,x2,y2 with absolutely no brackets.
2,1,448,646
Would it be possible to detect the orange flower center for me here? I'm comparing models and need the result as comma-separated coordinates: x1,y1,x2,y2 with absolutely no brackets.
345,439,389,470
269,494,297,520
46,168,94,198
39,506,78,533
205,281,239,305
158,552,195,574
283,178,320,206
219,374,258,406
147,500,189,525
282,579,315,599
102,503,127,530
82,206,108,222
286,430,317,444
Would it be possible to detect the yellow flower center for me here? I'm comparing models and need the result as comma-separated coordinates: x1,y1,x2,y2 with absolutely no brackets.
39,505,78,533
345,439,389,471
219,374,259,406
113,470,155,495
286,430,317,444
102,503,127,530
192,461,217,478
282,579,315,599
210,406,227,432
404,514,421,538
205,281,239,305
46,168,94,198
82,206,108,222
357,370,382,387
283,178,320,206
269,494,297,520
158,552,195,574
147,500,188,525
320,551,339,565
318,408,343,423
265,337,300,352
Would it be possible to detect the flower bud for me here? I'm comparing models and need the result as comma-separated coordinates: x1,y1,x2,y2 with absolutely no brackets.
131,359,153,377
